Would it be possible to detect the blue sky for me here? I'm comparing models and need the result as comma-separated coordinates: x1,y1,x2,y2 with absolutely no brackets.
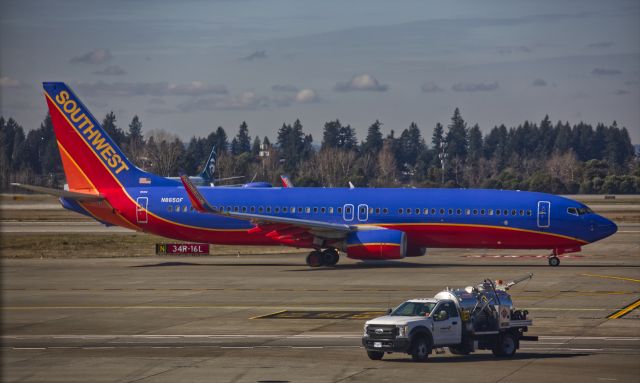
1,0,638,144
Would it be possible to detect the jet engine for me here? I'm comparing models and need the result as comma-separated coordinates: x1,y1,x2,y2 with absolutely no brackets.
343,229,407,260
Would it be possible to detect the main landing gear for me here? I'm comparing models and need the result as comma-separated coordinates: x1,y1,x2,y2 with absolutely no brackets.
306,248,340,267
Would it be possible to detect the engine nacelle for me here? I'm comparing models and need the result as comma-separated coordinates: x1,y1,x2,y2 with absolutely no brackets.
344,229,407,260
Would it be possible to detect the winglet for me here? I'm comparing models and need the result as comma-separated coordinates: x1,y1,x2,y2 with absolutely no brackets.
280,175,294,188
180,175,217,213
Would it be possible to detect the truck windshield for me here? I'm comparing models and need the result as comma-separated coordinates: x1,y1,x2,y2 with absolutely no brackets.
391,302,437,317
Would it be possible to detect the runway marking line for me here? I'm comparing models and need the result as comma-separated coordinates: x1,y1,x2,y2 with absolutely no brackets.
581,273,640,284
249,310,287,320
607,298,640,319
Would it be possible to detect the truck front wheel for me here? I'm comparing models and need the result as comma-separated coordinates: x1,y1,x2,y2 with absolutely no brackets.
366,350,384,360
492,333,517,357
410,336,431,362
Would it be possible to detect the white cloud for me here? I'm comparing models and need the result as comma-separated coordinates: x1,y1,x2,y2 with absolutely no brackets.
334,74,388,92
452,81,499,92
70,49,113,64
0,76,24,88
93,65,126,76
295,89,319,103
532,78,547,87
272,84,299,92
177,92,270,112
421,81,444,93
75,81,228,97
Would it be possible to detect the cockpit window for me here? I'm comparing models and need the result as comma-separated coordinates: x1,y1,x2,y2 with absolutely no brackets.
391,301,437,317
568,206,593,216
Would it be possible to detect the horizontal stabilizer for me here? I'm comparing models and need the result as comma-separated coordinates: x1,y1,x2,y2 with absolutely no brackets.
10,183,104,202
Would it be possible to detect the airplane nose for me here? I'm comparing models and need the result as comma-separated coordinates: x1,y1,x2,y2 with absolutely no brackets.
596,216,618,239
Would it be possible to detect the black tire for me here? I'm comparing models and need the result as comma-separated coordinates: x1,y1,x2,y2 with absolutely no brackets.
306,251,322,267
548,256,560,266
322,249,339,266
492,333,517,357
366,350,384,360
410,336,430,362
448,346,471,355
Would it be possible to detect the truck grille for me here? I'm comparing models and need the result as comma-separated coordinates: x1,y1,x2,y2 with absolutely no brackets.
366,325,398,339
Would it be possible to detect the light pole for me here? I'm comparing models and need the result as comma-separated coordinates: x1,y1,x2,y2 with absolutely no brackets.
438,144,447,186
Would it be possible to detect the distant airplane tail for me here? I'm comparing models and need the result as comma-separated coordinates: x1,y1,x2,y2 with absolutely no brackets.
43,82,173,195
199,145,217,182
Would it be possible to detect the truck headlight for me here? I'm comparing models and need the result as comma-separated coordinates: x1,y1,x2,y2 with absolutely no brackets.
397,325,408,337
363,324,369,335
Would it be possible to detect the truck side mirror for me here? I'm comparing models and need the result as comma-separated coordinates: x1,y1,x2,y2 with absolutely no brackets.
387,308,392,314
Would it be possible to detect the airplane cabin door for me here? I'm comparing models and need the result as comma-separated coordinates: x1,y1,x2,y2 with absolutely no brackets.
537,201,550,228
136,197,148,224
343,204,354,221
357,204,369,222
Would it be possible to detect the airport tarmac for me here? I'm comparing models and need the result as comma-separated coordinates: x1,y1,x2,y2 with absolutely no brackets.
2,240,640,383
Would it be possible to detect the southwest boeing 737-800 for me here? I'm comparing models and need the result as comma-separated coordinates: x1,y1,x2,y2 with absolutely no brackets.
13,83,618,267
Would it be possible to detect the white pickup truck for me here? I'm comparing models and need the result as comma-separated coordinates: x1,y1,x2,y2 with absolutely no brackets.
362,276,538,361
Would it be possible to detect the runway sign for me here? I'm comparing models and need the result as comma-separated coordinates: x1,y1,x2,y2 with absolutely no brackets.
156,243,210,255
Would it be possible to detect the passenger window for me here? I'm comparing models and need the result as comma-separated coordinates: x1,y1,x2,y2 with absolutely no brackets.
167,205,173,212
275,207,280,213
258,206,264,213
399,208,404,214
456,208,462,215
313,207,318,213
338,207,342,214
415,208,420,215
488,209,494,216
250,206,256,213
448,208,453,215
423,208,429,215
383,208,388,214
227,206,232,212
345,206,351,214
242,207,247,213
298,207,303,213
439,208,445,215
527,209,532,216
473,209,478,215
283,207,288,213
465,209,471,215
519,209,524,216
407,208,412,215
321,207,326,213
496,210,501,216
480,209,485,215
266,207,272,213
183,206,188,212
432,208,436,215
175,205,180,212
511,209,517,216
305,207,311,213
329,207,334,214
376,208,381,214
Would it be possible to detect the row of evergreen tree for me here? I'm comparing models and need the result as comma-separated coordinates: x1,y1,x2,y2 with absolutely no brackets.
1,108,638,194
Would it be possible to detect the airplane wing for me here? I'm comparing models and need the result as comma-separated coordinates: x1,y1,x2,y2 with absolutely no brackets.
180,176,354,236
11,183,104,202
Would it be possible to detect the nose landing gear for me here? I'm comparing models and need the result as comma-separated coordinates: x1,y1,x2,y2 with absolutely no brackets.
306,248,340,267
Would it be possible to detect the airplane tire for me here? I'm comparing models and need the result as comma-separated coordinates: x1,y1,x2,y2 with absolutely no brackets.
548,256,560,267
322,249,339,266
306,251,323,267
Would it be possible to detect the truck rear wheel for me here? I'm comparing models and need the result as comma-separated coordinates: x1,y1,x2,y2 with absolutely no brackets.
366,350,384,360
410,336,431,362
492,333,517,357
